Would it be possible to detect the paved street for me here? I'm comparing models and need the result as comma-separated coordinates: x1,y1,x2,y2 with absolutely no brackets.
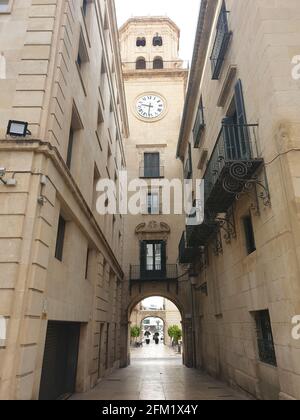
72,344,249,401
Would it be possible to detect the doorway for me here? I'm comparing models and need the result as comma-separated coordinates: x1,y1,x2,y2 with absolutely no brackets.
140,241,166,280
39,321,80,400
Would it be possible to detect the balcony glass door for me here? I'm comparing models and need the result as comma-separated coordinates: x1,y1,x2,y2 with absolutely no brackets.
141,241,166,279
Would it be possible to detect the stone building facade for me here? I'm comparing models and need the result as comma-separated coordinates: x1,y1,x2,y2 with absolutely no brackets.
1,0,300,402
177,0,300,400
118,17,195,368
0,0,128,400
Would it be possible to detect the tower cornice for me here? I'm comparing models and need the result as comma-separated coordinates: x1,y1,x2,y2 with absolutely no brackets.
119,16,180,38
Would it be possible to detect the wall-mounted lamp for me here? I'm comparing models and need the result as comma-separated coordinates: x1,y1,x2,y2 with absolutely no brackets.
0,168,17,186
6,120,31,137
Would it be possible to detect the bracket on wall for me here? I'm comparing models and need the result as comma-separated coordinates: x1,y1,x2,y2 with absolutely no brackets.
200,282,208,296
215,206,237,244
235,166,271,215
212,226,223,257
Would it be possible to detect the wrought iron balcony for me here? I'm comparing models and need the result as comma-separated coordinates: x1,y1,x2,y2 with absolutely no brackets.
139,165,164,179
210,1,232,80
186,216,217,248
179,231,200,264
129,264,178,281
204,124,263,213
178,213,217,265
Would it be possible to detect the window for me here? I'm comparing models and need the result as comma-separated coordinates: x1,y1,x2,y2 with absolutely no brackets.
184,144,193,179
136,57,146,70
254,310,277,366
66,105,83,169
153,57,164,70
153,34,163,47
82,0,88,17
222,80,251,160
55,215,66,261
193,96,205,148
66,127,74,169
243,214,256,255
147,192,160,215
96,104,104,150
76,30,89,95
76,31,89,70
210,1,232,80
0,0,12,13
147,243,162,271
85,248,90,279
100,55,107,99
143,153,161,178
93,165,101,212
140,241,166,279
136,37,146,47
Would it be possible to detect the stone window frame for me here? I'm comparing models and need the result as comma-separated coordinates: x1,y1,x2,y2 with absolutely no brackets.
137,145,166,178
0,0,13,14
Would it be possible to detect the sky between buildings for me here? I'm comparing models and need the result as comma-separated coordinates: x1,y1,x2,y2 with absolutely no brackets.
115,0,201,62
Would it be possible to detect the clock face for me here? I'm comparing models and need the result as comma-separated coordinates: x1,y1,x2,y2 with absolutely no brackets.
136,94,165,120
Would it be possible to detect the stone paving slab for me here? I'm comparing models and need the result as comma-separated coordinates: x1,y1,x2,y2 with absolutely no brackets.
71,344,250,401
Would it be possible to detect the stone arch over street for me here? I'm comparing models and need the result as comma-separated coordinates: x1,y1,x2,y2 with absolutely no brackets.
120,279,194,369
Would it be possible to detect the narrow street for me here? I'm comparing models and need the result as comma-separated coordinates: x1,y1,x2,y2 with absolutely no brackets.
72,343,249,401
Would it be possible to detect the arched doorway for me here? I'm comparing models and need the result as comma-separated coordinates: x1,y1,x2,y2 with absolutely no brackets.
127,296,185,365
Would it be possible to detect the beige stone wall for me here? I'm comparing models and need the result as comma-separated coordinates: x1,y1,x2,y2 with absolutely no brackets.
0,0,128,400
178,0,300,400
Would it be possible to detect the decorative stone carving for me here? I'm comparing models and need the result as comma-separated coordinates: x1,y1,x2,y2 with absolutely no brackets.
135,221,171,240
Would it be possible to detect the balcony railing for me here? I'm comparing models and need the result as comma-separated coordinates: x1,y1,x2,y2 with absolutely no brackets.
139,165,164,179
130,265,178,281
210,1,232,80
122,60,189,72
204,124,263,213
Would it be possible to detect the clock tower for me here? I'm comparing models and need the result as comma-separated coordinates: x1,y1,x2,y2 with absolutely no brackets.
120,17,189,332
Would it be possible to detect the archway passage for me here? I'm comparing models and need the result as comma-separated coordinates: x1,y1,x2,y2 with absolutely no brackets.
72,293,249,400
129,297,183,364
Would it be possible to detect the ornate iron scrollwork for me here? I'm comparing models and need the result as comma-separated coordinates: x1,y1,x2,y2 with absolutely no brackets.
215,207,237,244
221,161,271,212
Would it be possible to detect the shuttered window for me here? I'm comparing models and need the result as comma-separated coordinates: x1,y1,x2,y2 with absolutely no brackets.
144,153,160,178
55,215,66,261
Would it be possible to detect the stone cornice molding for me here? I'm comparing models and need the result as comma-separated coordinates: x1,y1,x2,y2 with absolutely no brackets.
119,16,180,38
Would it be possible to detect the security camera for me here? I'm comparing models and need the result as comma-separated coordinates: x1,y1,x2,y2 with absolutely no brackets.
0,168,6,177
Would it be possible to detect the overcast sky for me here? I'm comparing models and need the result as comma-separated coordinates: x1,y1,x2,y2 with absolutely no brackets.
115,0,201,61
